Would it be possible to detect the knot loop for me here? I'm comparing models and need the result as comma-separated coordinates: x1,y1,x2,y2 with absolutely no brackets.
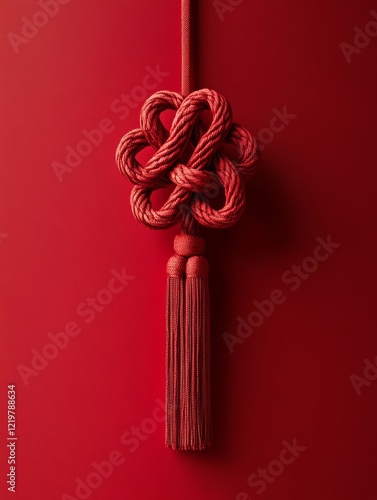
116,88,258,233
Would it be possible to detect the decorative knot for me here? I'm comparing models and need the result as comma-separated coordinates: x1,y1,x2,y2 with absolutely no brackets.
116,88,258,233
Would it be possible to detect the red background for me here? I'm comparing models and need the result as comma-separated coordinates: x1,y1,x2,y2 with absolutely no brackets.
1,1,377,499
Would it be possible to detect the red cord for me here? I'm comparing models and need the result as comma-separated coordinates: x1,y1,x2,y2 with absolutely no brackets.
181,0,192,96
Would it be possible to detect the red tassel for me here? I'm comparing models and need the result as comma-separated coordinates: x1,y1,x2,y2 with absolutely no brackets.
182,255,211,450
165,234,211,450
166,255,186,449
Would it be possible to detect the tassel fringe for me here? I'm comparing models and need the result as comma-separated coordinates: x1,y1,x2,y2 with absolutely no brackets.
166,255,186,448
166,235,212,450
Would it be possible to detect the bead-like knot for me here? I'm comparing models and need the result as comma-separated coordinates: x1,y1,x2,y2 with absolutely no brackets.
116,88,258,232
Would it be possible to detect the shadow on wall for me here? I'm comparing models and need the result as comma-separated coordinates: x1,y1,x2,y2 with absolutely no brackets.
205,158,299,457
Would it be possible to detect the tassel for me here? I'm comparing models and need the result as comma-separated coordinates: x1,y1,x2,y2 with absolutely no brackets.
183,255,211,450
166,254,186,449
165,233,211,450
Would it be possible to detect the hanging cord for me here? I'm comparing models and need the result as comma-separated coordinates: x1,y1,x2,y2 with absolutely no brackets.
181,0,193,96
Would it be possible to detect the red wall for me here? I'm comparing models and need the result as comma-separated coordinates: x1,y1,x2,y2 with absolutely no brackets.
1,1,377,499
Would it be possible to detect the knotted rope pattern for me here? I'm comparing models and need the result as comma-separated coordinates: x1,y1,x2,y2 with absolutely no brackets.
116,87,258,450
116,88,258,234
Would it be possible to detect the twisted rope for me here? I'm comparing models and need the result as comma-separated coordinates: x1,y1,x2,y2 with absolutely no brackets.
181,0,193,96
